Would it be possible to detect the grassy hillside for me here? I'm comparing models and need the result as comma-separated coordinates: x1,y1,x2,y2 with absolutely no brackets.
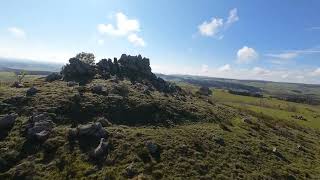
0,75,319,179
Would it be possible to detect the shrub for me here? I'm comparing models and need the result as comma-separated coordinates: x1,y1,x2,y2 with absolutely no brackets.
61,58,96,84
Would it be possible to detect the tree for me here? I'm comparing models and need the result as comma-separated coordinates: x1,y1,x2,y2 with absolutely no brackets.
75,52,95,65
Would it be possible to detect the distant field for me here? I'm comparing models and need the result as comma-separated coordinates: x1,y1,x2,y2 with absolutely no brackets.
213,89,320,129
177,82,320,129
0,71,43,85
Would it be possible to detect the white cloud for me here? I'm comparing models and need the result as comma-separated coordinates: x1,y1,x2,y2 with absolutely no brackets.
128,33,145,47
252,67,270,75
97,12,145,47
226,8,239,25
311,68,320,76
198,18,224,37
201,64,209,73
198,8,238,38
265,52,298,60
218,64,231,72
8,27,26,38
237,46,259,63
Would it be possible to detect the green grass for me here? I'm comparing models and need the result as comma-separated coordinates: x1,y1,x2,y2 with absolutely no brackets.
213,89,320,129
0,78,320,179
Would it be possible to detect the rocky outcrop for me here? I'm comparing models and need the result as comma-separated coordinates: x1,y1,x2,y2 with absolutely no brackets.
26,113,55,142
61,58,96,84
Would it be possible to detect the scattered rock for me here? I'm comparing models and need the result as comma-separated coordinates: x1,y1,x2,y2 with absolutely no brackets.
26,87,38,96
123,163,138,178
11,81,24,88
26,113,55,142
145,141,161,159
90,138,109,159
91,85,106,94
291,115,307,121
69,122,108,140
67,81,78,87
45,73,62,82
0,113,18,130
213,136,225,146
97,117,112,127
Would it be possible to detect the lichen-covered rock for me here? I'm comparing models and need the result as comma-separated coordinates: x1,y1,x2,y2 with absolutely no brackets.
0,113,18,130
26,87,38,96
45,73,62,82
68,122,108,140
26,113,55,141
78,122,108,139
90,138,109,159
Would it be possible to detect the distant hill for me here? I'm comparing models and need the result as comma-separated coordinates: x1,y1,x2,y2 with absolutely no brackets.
0,58,63,72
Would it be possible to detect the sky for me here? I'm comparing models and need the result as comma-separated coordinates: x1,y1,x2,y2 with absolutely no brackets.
1,0,320,84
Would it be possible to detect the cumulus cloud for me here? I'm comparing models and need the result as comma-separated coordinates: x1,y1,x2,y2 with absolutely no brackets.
226,8,239,25
198,8,238,38
8,27,26,38
237,46,259,63
128,33,145,47
97,12,145,47
218,64,231,72
198,18,224,37
265,52,298,60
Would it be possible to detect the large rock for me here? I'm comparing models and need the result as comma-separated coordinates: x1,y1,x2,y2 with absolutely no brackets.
69,122,108,140
45,73,62,82
26,113,55,141
0,113,18,130
90,138,109,159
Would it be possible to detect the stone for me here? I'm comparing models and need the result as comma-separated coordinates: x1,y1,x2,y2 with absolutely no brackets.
91,85,105,94
0,113,18,130
90,138,109,159
123,163,137,178
145,141,160,159
213,136,225,146
97,117,112,127
11,81,24,88
26,87,38,96
67,81,78,87
45,73,62,82
77,122,108,139
26,113,55,141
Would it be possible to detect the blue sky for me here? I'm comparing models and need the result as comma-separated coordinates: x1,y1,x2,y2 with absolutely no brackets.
1,0,320,83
